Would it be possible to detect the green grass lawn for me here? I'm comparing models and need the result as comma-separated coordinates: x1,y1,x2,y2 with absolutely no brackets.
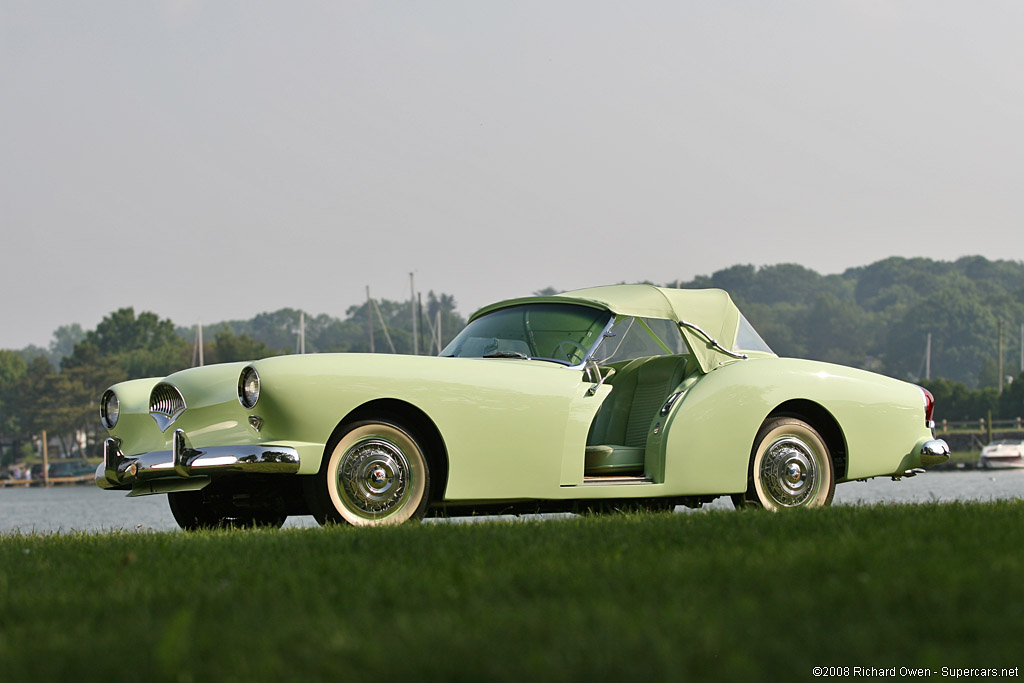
2,502,1021,682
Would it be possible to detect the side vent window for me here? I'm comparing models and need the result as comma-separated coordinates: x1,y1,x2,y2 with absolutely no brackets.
735,315,774,354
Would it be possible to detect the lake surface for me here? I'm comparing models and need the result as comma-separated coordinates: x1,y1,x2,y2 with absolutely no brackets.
1,468,1021,535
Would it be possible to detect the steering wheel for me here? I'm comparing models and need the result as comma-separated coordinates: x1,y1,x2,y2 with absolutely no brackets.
552,339,588,364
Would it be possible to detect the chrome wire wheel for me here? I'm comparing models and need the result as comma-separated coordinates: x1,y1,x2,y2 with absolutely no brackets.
758,436,820,507
734,417,835,511
323,421,429,526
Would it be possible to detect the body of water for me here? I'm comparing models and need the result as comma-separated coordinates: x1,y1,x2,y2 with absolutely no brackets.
1,469,1021,535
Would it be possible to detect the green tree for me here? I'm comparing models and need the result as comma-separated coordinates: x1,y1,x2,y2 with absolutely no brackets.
740,301,809,359
85,308,182,356
343,299,414,354
245,309,307,352
12,356,56,441
0,350,29,466
802,293,877,366
423,291,466,353
920,377,999,422
688,264,758,298
204,329,280,365
852,257,952,310
750,264,839,307
49,323,85,366
954,255,1024,295
886,283,999,387
2,352,120,458
306,316,360,353
65,308,188,379
36,367,96,457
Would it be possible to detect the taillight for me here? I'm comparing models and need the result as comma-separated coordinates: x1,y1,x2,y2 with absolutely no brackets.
919,387,935,428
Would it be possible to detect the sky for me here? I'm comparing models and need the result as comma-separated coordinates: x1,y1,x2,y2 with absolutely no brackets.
2,1,1023,350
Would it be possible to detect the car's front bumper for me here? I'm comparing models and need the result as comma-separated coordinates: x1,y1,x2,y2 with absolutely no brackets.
97,428,301,495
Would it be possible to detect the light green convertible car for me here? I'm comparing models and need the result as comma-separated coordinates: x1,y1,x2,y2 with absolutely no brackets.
96,284,949,528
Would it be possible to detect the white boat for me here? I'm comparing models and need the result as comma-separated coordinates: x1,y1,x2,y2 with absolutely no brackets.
978,439,1024,469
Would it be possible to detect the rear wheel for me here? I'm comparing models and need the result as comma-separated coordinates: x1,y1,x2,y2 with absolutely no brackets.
168,490,286,530
732,417,835,511
308,420,431,526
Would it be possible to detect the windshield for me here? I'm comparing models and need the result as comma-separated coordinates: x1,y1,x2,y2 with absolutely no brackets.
441,304,611,365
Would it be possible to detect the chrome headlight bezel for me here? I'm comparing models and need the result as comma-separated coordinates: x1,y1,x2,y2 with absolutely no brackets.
100,389,119,429
238,366,260,409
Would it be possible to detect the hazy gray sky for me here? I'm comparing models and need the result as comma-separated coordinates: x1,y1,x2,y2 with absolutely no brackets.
2,1,1022,350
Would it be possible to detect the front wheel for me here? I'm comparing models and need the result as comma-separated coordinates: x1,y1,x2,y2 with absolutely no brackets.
732,417,835,511
308,420,431,526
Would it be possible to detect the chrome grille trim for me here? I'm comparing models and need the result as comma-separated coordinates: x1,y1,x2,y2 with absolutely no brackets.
149,383,186,432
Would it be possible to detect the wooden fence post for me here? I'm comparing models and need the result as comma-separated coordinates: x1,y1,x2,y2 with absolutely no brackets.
41,429,49,487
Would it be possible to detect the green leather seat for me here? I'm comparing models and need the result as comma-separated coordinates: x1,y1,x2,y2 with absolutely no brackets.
584,355,689,475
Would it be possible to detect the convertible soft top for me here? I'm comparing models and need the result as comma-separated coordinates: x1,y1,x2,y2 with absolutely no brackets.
471,284,764,370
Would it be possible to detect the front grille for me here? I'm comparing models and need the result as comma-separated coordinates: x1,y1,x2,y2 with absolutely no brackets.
150,383,186,431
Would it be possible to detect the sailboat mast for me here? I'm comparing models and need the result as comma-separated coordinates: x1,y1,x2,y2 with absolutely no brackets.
410,272,418,356
925,333,931,381
193,320,204,367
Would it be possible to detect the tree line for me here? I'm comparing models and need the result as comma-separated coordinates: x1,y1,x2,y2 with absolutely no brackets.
2,256,1024,467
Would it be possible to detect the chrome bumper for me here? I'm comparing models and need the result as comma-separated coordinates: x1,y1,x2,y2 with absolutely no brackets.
97,429,301,495
920,439,951,466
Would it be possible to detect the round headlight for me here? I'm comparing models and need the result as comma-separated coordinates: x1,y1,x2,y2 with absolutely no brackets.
238,366,260,409
101,389,119,429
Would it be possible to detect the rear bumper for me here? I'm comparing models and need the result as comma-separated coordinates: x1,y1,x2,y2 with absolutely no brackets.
97,429,301,494
919,439,951,466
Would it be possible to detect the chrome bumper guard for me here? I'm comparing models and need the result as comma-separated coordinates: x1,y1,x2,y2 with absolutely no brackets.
919,439,951,466
97,429,301,493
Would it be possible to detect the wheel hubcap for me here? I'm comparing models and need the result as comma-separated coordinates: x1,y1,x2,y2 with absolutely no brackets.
337,438,410,517
760,437,818,507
